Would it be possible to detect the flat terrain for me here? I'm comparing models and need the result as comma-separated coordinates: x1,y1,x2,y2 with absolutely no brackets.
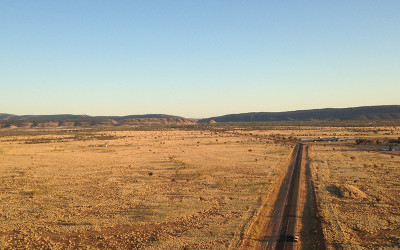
238,125,400,249
309,143,400,249
1,124,399,249
242,143,325,250
0,128,291,249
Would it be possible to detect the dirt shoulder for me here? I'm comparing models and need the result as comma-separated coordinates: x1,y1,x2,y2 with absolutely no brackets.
0,129,292,249
309,143,400,249
239,144,298,249
299,145,326,249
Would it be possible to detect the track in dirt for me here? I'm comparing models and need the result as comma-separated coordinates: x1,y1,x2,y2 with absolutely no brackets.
244,143,325,250
262,144,303,250
274,144,303,250
266,143,325,250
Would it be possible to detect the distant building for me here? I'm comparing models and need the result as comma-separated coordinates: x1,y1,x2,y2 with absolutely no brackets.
299,138,314,142
325,137,339,142
380,145,400,151
392,145,400,151
298,136,352,142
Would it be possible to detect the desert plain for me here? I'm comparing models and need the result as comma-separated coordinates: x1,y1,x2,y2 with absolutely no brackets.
0,123,399,249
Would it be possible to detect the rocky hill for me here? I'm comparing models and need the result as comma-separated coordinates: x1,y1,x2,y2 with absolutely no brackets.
0,114,195,128
198,105,400,123
2,105,400,128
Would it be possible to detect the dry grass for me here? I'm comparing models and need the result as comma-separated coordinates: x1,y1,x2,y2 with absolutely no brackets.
1,124,399,249
248,125,400,249
0,128,291,249
309,143,400,249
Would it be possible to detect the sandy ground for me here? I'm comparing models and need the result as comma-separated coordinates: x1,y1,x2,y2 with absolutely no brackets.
0,128,291,249
309,143,400,249
237,125,400,250
1,124,399,249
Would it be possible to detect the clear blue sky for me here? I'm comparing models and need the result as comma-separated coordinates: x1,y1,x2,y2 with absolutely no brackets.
1,1,399,118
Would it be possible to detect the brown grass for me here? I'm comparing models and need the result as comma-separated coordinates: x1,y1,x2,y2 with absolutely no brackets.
309,143,400,249
0,129,291,249
1,124,399,248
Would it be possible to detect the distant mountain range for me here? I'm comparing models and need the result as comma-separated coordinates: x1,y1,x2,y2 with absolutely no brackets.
1,105,400,128
0,114,195,128
197,105,400,123
0,113,190,121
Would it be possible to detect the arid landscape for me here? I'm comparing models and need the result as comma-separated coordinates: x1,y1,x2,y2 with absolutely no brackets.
0,122,399,249
0,126,293,249
309,143,400,249
2,0,399,248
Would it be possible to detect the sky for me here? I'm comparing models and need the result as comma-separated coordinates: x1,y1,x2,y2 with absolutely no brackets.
1,1,399,118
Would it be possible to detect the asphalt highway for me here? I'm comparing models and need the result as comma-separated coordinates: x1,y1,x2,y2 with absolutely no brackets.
265,144,303,250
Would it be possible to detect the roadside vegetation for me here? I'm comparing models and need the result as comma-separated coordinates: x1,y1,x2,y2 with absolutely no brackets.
0,122,399,248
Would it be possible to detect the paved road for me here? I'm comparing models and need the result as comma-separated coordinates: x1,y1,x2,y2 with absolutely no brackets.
263,144,303,250
275,144,303,250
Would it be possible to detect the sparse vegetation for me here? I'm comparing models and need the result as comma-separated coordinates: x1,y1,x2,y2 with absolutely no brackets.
309,143,400,248
0,127,290,249
0,123,399,248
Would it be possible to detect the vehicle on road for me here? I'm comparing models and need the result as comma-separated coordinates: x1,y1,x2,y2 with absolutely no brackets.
278,235,299,242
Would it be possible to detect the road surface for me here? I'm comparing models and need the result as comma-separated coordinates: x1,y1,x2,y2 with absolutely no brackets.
242,143,325,250
261,144,303,250
275,143,303,250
